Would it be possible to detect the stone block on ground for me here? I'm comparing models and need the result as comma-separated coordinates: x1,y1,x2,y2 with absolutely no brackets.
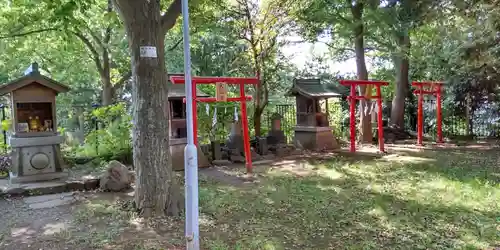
212,159,232,166
23,181,68,195
211,141,222,161
84,179,100,190
2,186,26,196
24,192,76,209
99,160,133,192
290,148,303,156
257,138,269,156
262,154,275,160
267,130,286,145
230,154,245,163
65,180,85,191
250,148,263,161
274,144,288,157
170,140,211,170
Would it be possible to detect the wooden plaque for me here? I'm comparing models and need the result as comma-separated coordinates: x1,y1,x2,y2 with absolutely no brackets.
215,82,227,101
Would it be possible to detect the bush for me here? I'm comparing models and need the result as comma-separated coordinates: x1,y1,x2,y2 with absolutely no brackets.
68,103,133,165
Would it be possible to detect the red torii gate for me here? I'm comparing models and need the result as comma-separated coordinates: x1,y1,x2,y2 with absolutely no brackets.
170,76,259,173
412,81,444,145
340,80,389,153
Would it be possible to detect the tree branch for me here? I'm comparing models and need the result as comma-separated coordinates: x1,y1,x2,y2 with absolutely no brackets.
71,29,104,76
168,37,183,51
86,27,105,48
104,0,113,44
0,28,59,39
160,0,182,33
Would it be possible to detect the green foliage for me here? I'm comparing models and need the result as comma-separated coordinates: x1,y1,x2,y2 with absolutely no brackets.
70,103,132,164
196,102,239,143
1,119,11,131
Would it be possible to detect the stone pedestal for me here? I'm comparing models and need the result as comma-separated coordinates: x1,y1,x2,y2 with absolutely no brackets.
257,138,268,155
211,141,222,161
293,126,340,151
226,121,244,153
267,130,286,145
9,135,68,184
170,138,210,171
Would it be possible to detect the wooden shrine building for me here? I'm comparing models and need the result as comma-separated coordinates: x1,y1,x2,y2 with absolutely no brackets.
167,74,210,170
286,78,343,151
0,63,69,183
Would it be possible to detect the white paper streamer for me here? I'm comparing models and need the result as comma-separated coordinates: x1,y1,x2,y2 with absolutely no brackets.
212,106,217,128
205,104,209,115
234,106,238,121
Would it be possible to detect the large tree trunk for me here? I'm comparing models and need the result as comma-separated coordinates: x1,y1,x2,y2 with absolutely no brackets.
351,2,372,144
112,0,181,217
390,31,410,128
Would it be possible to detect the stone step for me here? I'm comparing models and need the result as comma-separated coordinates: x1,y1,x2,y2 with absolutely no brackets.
23,192,77,209
0,177,100,197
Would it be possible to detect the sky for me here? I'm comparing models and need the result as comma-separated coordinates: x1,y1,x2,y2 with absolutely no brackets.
280,36,374,75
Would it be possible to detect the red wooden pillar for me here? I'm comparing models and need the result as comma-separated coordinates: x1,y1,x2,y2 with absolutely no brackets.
417,85,424,146
239,83,252,173
376,85,385,152
171,76,259,173
349,84,357,153
436,85,443,143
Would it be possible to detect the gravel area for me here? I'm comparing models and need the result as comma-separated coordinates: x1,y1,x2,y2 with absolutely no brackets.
0,196,75,250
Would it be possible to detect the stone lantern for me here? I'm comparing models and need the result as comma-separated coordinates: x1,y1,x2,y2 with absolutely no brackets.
0,63,69,183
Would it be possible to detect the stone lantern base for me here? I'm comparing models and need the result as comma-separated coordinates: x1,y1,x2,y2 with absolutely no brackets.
9,135,68,184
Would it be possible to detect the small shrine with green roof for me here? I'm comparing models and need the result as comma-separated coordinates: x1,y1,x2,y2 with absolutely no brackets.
286,78,343,151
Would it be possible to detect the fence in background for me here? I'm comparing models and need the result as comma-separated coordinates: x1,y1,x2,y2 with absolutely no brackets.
263,101,348,143
404,99,500,139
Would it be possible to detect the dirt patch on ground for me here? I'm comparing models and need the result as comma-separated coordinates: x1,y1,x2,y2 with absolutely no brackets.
0,196,75,250
0,191,184,250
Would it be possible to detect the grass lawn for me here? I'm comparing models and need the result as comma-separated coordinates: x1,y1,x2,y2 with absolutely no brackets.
39,145,499,250
197,147,499,249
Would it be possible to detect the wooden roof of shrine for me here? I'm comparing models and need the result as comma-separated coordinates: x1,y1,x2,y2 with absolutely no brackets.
286,78,344,98
167,73,209,98
0,62,70,95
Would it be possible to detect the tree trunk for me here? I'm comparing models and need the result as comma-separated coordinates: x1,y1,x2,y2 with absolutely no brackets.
390,31,410,128
253,107,263,136
253,57,266,137
102,77,114,106
112,0,181,217
102,0,115,107
351,2,372,144
465,94,472,136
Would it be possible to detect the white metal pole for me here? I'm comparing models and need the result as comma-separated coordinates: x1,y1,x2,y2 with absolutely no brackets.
181,0,199,248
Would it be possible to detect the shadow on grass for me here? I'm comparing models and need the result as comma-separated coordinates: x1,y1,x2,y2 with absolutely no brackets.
304,152,383,167
388,146,500,185
199,155,499,250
